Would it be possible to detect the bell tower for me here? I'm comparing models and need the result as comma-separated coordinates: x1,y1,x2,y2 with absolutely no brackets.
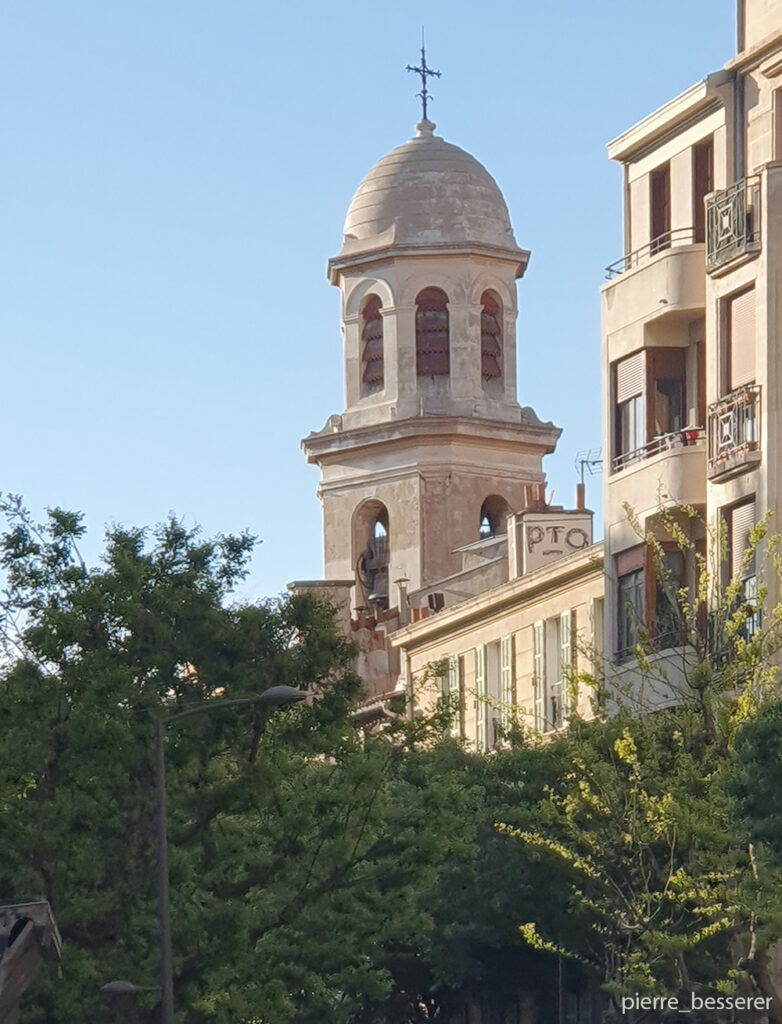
302,118,560,611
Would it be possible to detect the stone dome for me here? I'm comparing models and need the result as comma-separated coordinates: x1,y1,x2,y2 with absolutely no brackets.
340,121,520,255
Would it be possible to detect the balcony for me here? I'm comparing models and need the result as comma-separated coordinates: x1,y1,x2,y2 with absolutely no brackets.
605,227,700,280
707,385,761,480
706,177,760,273
612,427,705,473
602,232,705,353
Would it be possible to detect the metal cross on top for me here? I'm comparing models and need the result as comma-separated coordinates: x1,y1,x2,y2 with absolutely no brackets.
406,32,441,122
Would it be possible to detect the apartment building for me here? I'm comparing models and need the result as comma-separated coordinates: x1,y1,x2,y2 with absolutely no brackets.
602,0,782,676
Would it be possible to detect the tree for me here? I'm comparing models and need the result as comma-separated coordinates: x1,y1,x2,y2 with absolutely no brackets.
499,507,782,1022
0,498,464,1023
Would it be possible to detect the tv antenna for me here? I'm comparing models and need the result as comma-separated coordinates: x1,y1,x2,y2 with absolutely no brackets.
575,449,603,486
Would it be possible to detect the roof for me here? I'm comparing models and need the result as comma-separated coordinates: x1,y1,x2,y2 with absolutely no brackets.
337,120,522,258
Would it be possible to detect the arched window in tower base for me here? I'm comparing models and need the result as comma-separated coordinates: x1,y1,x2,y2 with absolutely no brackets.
353,500,390,610
479,495,511,539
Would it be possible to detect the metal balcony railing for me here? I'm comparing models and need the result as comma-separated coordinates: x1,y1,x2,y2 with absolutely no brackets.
706,177,760,270
605,227,699,280
707,385,761,477
611,427,705,473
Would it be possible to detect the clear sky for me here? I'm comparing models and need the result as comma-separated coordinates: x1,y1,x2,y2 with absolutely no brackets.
2,1,735,601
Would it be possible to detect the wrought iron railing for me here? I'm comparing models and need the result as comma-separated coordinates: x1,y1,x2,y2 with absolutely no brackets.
611,427,705,473
605,227,699,280
707,385,761,475
706,176,760,270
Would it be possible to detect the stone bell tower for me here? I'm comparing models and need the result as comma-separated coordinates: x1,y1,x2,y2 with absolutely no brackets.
302,117,560,614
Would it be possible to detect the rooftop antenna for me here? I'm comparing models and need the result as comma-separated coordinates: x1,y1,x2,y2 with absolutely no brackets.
575,448,603,486
406,28,441,122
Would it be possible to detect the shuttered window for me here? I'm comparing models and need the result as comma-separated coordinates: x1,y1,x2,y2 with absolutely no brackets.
416,288,450,376
560,610,575,720
481,292,502,380
447,656,461,739
500,635,513,731
616,352,644,403
729,288,756,390
361,295,384,392
474,645,486,752
533,621,545,732
730,499,756,580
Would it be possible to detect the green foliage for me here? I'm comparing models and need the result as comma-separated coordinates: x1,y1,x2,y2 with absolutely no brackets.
0,499,461,1023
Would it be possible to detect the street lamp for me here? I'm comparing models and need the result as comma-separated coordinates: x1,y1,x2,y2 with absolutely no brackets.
104,685,306,1024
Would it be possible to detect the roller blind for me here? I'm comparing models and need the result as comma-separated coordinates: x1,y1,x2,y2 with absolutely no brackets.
731,500,756,579
616,352,644,403
729,289,756,390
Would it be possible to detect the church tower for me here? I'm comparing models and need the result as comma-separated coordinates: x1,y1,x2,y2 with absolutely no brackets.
302,115,560,612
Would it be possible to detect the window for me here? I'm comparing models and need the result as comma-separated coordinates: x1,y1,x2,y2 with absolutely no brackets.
650,348,685,437
478,495,510,539
500,635,513,733
437,656,462,739
725,501,758,636
476,641,505,750
361,295,383,394
480,291,502,380
653,549,685,647
474,645,486,752
416,287,449,376
650,163,671,253
616,546,647,659
614,352,645,463
355,503,390,608
560,609,575,722
725,288,756,393
533,621,545,732
693,138,713,244
548,611,576,728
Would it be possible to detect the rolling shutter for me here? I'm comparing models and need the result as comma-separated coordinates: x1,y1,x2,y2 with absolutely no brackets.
731,500,756,579
616,352,644,403
729,289,756,390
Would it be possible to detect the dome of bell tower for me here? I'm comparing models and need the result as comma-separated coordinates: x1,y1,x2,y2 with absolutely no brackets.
338,121,523,258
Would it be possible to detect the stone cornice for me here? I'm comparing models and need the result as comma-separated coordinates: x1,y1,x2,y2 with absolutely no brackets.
727,28,782,74
607,80,723,163
327,241,530,284
301,413,562,464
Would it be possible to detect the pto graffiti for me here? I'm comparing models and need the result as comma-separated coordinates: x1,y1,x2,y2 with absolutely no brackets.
526,525,590,554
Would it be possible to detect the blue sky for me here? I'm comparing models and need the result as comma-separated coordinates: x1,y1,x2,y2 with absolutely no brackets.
2,1,734,601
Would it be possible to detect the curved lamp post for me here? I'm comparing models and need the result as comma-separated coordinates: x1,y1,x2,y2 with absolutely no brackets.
104,684,306,1023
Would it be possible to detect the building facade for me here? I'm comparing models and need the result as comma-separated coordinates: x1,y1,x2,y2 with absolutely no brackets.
602,0,782,683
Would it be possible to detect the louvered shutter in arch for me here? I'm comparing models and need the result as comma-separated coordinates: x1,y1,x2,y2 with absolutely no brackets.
616,352,644,403
361,296,384,388
481,292,502,380
416,288,450,376
731,500,756,579
729,289,756,390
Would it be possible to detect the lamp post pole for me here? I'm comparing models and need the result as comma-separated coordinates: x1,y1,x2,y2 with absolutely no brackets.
151,686,306,1024
154,714,175,1024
